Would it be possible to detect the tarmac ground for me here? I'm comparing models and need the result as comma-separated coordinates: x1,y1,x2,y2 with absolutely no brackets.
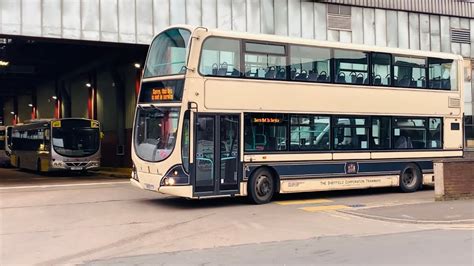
0,167,472,265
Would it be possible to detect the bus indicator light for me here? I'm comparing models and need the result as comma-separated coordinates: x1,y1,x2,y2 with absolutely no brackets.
52,121,61,128
91,121,100,128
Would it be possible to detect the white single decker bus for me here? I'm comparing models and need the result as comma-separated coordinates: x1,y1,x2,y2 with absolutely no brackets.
131,25,463,204
10,118,101,172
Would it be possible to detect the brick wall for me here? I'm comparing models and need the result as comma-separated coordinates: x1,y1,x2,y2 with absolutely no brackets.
434,159,474,200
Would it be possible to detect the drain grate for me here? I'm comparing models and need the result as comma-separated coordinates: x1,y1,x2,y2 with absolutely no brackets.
347,204,366,208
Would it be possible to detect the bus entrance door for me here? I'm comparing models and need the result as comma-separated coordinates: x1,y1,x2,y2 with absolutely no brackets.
194,114,241,196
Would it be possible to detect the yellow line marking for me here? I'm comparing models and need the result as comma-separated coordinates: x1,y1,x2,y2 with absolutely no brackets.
274,199,333,206
299,205,349,212
327,212,352,220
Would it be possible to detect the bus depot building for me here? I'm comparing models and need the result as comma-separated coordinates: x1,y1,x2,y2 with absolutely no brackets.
1,0,473,167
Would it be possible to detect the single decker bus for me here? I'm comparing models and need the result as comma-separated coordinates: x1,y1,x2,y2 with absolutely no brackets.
131,25,464,204
0,126,9,166
10,118,101,172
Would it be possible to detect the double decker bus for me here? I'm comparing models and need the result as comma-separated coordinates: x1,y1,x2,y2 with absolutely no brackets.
131,25,463,204
10,118,101,172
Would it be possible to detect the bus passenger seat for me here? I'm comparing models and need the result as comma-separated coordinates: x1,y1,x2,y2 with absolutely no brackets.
265,67,276,79
308,70,318,81
317,71,328,82
373,75,382,85
395,136,413,149
212,63,218,75
295,70,307,81
337,72,346,83
290,68,297,80
276,68,286,79
399,76,411,87
217,62,228,76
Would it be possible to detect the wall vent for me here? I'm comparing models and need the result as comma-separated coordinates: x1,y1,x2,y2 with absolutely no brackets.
327,4,351,31
451,28,471,44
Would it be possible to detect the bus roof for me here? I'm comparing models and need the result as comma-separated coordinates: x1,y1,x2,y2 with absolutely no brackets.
11,118,98,131
167,25,463,61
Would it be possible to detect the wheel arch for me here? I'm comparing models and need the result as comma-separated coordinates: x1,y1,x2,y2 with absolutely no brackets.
248,165,280,194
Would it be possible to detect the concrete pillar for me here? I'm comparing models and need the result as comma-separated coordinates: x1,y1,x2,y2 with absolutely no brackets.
111,67,126,166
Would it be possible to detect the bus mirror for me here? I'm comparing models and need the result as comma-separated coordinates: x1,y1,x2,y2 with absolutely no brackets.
100,132,105,139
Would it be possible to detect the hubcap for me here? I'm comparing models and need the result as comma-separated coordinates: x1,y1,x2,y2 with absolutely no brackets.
256,175,272,198
402,168,416,187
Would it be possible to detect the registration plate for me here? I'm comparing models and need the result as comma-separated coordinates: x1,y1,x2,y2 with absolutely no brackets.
144,183,155,191
70,167,83,171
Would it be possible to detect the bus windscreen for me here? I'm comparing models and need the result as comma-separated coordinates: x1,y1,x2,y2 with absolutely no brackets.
52,120,100,157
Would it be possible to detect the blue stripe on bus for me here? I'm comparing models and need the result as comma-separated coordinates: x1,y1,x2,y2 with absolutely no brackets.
246,160,433,178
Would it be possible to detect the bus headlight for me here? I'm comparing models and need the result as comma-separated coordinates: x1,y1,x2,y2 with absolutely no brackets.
52,161,64,168
160,165,189,186
164,177,175,186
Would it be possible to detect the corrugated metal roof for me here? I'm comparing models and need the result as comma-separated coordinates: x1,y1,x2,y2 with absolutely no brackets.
316,0,474,18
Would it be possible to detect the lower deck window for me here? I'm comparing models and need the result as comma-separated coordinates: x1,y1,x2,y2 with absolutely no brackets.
290,115,330,150
333,117,369,150
244,113,288,152
243,113,444,153
393,118,431,149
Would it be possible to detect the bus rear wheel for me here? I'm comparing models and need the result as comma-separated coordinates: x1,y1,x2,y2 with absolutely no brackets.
399,163,422,193
248,168,275,204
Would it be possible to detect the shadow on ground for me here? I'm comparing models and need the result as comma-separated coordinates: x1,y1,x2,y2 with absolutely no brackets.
138,186,434,210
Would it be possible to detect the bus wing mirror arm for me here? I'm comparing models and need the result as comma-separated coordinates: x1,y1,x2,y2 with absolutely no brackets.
181,65,195,72
188,101,198,112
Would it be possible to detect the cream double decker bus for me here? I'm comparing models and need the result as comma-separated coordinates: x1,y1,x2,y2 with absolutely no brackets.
131,25,463,204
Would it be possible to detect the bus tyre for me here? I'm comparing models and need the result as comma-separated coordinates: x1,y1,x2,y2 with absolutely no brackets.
399,164,422,193
248,168,275,204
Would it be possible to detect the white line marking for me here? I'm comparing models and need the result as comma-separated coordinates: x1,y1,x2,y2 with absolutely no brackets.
0,181,130,190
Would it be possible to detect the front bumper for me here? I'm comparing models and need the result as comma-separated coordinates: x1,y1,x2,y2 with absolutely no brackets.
50,161,100,171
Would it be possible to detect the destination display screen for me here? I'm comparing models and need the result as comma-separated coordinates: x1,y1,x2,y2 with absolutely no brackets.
139,79,184,103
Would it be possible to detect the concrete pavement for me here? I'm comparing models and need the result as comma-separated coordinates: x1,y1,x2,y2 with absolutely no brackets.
0,167,473,265
343,199,474,224
88,229,473,265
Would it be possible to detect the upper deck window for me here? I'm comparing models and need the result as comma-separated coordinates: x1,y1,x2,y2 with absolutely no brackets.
290,45,331,82
199,37,241,77
393,56,426,88
144,28,191,78
371,53,392,86
428,58,456,90
334,50,369,85
244,42,287,80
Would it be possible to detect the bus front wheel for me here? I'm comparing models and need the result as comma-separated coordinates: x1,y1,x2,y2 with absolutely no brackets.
399,163,422,193
248,168,275,204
